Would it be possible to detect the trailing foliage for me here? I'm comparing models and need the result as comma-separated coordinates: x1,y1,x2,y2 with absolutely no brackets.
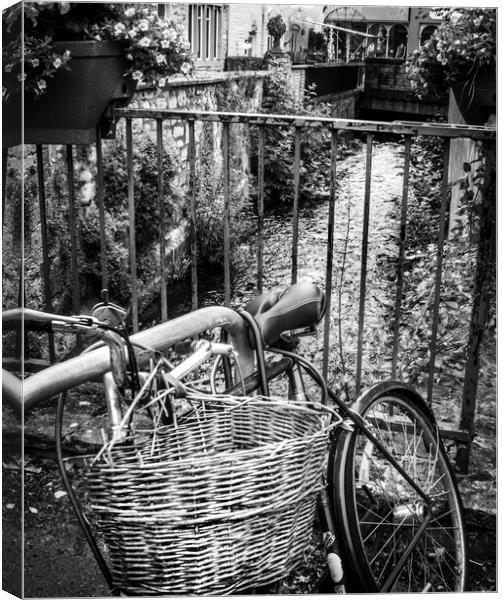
194,122,254,266
258,57,356,208
407,8,496,98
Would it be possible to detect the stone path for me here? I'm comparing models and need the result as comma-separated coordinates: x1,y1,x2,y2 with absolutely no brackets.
232,141,405,395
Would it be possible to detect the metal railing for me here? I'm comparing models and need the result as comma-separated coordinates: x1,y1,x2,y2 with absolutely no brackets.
2,108,495,471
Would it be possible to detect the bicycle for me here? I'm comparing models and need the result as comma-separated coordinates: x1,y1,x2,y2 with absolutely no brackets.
2,281,467,594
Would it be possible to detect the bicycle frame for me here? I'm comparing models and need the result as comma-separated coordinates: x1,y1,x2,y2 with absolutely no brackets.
3,304,444,594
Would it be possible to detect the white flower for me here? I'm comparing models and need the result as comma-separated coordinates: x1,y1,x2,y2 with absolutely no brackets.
158,77,167,88
163,28,176,42
17,73,26,82
156,54,166,65
139,37,151,48
128,28,137,38
124,8,135,18
161,39,170,49
63,50,71,59
37,78,47,89
126,54,133,61
180,62,191,75
53,57,62,68
138,19,149,32
132,70,144,81
114,23,126,35
30,58,39,67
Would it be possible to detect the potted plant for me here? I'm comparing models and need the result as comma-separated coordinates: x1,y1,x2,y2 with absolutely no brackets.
407,8,496,125
267,15,287,53
2,2,193,146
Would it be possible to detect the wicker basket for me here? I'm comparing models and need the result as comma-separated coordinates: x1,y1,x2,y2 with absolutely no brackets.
85,395,336,595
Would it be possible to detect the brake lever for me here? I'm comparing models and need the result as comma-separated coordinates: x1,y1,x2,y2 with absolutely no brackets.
51,316,100,333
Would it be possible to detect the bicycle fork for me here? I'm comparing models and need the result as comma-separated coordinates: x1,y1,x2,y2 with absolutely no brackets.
318,485,346,594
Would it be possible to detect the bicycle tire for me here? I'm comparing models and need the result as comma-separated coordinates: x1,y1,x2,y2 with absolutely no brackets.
329,381,467,593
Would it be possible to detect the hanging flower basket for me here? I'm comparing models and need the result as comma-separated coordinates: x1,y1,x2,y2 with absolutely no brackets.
450,71,496,125
3,41,134,148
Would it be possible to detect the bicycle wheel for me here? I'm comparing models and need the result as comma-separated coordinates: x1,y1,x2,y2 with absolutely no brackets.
329,382,467,593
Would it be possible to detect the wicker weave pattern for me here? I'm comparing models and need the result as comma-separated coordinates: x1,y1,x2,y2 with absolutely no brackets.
85,396,334,595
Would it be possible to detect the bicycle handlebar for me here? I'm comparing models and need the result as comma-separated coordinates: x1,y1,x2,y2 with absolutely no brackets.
2,306,254,415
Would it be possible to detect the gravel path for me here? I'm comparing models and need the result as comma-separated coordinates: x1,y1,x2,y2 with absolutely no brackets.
233,141,405,394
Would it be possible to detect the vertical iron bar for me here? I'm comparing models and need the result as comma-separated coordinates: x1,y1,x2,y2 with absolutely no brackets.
291,126,301,284
156,119,168,322
2,149,7,227
65,145,80,315
95,127,108,291
322,130,338,382
188,119,198,311
355,133,373,393
426,140,451,405
126,118,139,332
222,120,231,307
391,135,411,379
36,145,55,363
257,126,265,294
66,145,81,351
457,139,496,471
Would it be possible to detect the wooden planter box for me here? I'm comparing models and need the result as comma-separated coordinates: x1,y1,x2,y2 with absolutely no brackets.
3,41,134,148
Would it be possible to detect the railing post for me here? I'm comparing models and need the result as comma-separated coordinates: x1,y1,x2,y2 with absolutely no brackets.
291,126,302,284
156,118,168,322
36,145,55,362
126,118,139,332
65,145,81,316
426,140,450,406
322,129,338,382
355,133,373,393
222,120,231,307
188,119,198,311
2,149,7,227
65,145,82,352
391,135,411,379
457,139,496,472
95,127,108,291
256,126,265,294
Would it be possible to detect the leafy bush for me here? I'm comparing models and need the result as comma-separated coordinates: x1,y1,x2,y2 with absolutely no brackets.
258,57,351,207
407,8,496,98
79,138,186,305
406,134,444,250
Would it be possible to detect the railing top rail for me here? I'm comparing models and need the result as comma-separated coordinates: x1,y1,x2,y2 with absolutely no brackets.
113,108,495,140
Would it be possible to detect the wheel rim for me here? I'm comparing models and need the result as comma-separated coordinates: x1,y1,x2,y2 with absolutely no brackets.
349,395,466,592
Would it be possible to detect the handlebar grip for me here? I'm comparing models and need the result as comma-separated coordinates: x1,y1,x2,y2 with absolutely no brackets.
2,308,88,333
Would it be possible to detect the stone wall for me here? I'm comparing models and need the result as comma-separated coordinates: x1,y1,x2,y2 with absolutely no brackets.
290,66,306,106
127,71,266,156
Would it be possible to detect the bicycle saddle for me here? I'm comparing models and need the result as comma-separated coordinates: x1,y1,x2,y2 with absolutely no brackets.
244,282,326,346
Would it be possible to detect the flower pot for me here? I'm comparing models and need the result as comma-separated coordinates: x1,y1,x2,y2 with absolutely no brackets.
3,41,134,148
450,71,496,125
